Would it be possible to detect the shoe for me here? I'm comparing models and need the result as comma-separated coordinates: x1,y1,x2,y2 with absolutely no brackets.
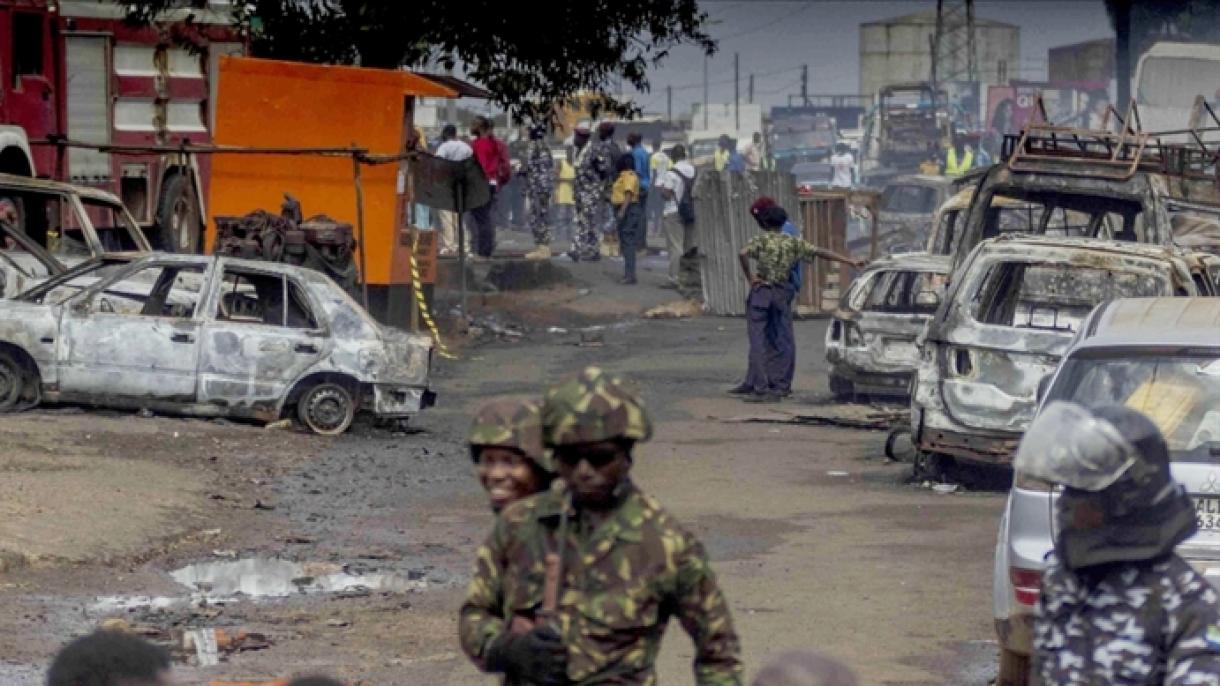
566,249,580,262
743,392,783,404
525,245,552,260
726,385,753,395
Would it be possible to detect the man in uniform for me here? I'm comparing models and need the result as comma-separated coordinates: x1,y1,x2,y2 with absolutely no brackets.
1015,402,1220,685
459,367,743,686
524,125,557,260
568,124,612,262
469,397,554,513
737,206,861,402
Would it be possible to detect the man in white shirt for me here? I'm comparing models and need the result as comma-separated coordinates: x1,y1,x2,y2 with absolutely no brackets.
434,124,474,256
654,144,698,291
830,143,854,189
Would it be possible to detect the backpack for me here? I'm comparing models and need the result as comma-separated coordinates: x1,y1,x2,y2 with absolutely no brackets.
494,138,513,185
676,167,696,225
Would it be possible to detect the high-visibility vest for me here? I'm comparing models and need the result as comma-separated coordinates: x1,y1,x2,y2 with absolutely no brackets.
945,147,974,177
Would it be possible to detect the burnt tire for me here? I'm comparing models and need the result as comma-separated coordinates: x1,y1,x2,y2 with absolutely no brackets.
156,173,201,254
997,647,1031,686
296,382,356,435
828,373,854,401
0,350,37,413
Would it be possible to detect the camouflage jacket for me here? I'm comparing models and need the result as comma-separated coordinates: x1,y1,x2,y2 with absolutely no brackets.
1034,554,1220,685
526,141,556,196
743,231,822,286
459,483,743,686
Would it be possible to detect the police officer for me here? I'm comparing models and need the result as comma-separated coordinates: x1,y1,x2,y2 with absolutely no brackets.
568,124,611,262
524,125,557,261
469,398,554,513
1015,402,1220,685
459,367,743,686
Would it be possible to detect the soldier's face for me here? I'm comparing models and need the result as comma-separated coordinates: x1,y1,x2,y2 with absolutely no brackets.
477,447,544,512
555,440,631,508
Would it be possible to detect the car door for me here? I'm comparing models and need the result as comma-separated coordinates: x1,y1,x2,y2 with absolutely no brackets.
196,263,328,414
57,260,211,400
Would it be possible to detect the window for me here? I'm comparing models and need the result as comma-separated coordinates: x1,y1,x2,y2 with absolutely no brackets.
12,13,44,87
974,262,1169,333
881,184,939,214
95,264,204,318
216,269,318,329
78,198,145,252
863,270,942,314
981,190,1143,243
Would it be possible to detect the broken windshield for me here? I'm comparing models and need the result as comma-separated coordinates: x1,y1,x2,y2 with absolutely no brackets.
862,270,943,314
882,184,939,214
979,189,1144,243
1049,351,1220,463
973,262,1170,333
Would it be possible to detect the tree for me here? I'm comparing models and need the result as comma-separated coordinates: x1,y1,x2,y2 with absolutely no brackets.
119,0,716,122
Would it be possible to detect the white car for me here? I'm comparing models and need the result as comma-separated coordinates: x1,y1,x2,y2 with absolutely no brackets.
993,297,1220,683
0,253,435,433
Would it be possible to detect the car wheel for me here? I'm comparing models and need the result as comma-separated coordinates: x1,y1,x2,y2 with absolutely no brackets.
157,173,201,253
997,647,1031,686
297,382,356,435
828,373,854,401
0,351,27,412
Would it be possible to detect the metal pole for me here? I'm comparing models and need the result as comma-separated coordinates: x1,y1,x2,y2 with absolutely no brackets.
748,74,754,104
667,85,673,122
703,55,709,129
801,65,809,106
734,53,740,132
457,182,467,317
1114,0,1132,112
352,150,370,310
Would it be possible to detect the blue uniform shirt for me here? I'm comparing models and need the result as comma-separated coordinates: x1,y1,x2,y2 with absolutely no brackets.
782,220,802,292
632,145,651,190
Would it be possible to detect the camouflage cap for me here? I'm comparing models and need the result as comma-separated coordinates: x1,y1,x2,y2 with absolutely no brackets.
542,366,653,447
468,398,552,472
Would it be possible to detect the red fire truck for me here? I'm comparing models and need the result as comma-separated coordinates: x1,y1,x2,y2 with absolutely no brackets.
0,0,242,252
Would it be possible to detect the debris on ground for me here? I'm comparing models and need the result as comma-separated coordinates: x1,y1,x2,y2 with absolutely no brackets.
719,401,909,431
264,419,293,431
644,299,704,319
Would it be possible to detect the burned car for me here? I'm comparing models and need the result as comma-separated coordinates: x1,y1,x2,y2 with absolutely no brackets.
825,252,950,400
910,235,1213,468
0,254,434,434
0,173,152,262
870,175,953,255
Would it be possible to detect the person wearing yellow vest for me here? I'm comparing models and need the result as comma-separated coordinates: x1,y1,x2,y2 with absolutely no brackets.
943,135,974,178
713,134,733,172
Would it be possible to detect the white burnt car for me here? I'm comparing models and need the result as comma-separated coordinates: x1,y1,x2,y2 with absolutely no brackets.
825,252,950,400
0,254,435,434
911,235,1216,469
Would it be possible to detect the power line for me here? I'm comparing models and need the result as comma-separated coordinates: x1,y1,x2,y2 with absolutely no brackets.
713,2,817,42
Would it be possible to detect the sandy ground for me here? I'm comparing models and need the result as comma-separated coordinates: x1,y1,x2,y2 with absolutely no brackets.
0,251,1005,685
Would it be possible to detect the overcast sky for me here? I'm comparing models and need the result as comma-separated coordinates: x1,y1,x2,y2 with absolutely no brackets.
625,0,1113,116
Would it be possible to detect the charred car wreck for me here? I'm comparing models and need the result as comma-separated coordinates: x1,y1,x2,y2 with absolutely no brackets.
826,252,949,400
0,254,434,434
910,236,1214,469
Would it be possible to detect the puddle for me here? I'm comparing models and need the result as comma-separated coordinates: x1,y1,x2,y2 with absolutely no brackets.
92,558,425,613
170,558,424,599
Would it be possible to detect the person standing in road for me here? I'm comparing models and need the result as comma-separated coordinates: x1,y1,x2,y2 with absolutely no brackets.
830,144,855,189
434,124,474,257
655,144,698,291
469,397,554,513
471,116,510,258
942,133,973,178
611,153,643,285
648,139,671,234
568,123,613,262
1014,402,1220,685
730,197,803,397
737,206,860,403
743,132,763,172
714,134,733,172
524,125,557,260
459,366,744,686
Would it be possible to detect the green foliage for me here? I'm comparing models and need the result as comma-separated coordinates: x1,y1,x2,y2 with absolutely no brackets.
117,0,716,122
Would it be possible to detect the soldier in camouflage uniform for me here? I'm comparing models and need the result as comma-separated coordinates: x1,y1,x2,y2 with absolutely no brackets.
568,123,616,262
470,398,554,513
524,125,557,260
737,205,861,402
460,367,743,686
1015,402,1220,685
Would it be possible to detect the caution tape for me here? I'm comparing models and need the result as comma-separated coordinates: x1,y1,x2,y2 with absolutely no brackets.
410,231,456,360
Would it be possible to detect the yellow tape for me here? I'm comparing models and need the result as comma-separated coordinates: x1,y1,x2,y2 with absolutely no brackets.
410,231,456,360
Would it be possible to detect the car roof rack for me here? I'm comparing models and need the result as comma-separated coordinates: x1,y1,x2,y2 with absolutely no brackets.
1001,96,1220,183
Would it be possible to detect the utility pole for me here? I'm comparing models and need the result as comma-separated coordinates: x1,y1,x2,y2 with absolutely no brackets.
445,63,456,125
748,74,754,104
703,55,709,129
800,64,809,106
734,53,740,131
667,85,673,122
1113,0,1132,113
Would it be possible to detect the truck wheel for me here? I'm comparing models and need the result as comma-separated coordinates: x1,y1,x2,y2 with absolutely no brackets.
997,647,1031,686
297,382,356,435
157,173,201,253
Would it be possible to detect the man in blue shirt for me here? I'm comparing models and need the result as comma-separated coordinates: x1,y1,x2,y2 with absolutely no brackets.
627,132,651,195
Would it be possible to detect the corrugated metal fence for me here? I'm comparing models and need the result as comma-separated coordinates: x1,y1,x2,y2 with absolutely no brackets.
696,170,799,316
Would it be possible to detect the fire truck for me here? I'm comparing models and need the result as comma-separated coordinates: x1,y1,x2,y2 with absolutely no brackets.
0,0,242,252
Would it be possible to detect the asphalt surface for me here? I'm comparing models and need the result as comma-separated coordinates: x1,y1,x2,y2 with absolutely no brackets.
0,252,1007,685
